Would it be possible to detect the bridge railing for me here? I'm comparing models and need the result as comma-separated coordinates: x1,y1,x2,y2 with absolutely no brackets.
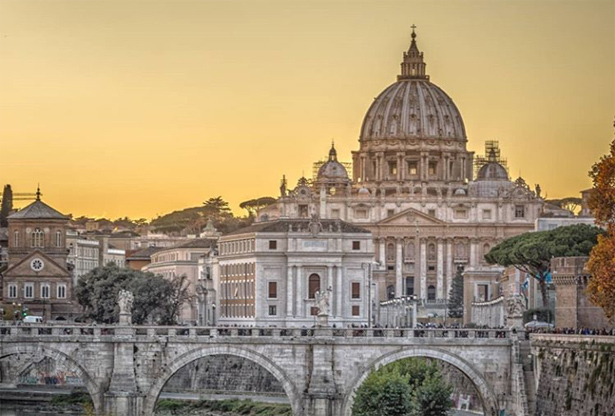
0,324,512,340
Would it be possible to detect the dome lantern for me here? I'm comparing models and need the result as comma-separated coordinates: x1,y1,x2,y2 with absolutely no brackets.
398,25,428,81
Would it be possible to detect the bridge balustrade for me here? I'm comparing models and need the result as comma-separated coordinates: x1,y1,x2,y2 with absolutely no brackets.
0,324,511,340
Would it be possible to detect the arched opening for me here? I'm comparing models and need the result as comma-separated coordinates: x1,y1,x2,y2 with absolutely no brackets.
0,345,102,415
343,348,499,416
308,273,320,299
142,346,301,416
427,285,436,301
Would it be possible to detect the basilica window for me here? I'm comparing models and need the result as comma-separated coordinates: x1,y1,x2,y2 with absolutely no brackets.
428,243,436,261
428,161,438,176
352,241,361,250
454,209,468,219
456,242,467,259
387,285,395,300
354,208,368,219
331,209,340,219
299,205,309,218
386,243,395,261
31,228,44,248
308,274,320,299
55,231,62,247
352,305,360,316
351,282,361,299
387,209,395,217
388,161,397,177
482,209,492,220
268,240,277,250
268,281,277,299
268,305,277,316
427,285,436,301
408,161,418,176
405,242,415,260
514,205,525,218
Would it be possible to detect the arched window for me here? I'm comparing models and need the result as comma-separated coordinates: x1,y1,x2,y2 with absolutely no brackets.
427,285,436,301
31,228,44,248
55,231,62,247
308,274,320,299
405,242,415,260
13,231,19,247
428,243,436,261
456,242,466,258
386,243,395,261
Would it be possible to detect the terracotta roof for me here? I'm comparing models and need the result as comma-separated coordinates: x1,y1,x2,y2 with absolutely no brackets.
8,200,68,220
225,219,371,236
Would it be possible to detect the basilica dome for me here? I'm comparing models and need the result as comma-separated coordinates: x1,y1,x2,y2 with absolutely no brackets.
359,30,466,142
317,144,349,183
476,162,509,181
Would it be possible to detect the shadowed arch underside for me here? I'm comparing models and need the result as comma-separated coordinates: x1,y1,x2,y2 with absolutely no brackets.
141,345,302,416
0,343,104,414
342,347,499,416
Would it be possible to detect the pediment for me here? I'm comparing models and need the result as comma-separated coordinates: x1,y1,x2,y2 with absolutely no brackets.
4,250,71,278
376,207,446,226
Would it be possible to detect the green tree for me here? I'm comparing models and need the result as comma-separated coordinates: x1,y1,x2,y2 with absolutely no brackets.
203,196,231,219
485,224,604,307
448,266,464,318
239,196,277,217
545,197,582,215
352,358,452,416
75,263,191,324
0,184,13,227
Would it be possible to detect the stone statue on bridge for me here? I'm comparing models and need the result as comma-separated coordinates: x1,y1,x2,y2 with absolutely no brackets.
118,290,134,326
315,286,332,326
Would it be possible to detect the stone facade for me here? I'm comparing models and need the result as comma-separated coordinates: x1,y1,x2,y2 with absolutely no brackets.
142,238,217,324
259,30,543,317
532,334,615,416
551,256,614,330
0,325,518,416
217,218,374,327
1,193,77,321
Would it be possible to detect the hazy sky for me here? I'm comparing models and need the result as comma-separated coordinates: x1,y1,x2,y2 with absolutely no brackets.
1,0,613,219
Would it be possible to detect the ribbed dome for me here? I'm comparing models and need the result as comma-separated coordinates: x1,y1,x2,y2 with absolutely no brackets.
359,28,466,143
476,162,509,181
360,80,466,142
317,144,349,183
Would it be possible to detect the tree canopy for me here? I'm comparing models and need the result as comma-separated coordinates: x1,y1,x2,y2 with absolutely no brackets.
485,224,604,306
448,266,464,318
239,196,276,217
545,197,582,215
75,263,192,324
352,358,452,416
587,132,615,321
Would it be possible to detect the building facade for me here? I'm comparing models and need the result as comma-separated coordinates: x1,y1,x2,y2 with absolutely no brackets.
217,218,374,327
259,30,543,317
142,239,216,324
1,193,77,321
66,230,100,285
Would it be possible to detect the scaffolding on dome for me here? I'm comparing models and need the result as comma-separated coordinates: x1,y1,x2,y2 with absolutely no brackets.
312,160,353,182
474,141,508,177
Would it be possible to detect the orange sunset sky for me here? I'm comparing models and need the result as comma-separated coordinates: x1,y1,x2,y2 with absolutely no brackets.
0,0,614,220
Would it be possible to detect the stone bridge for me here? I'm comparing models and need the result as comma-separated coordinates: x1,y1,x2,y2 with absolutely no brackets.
0,325,524,416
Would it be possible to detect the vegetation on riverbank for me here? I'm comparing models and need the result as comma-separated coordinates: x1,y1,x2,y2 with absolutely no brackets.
155,398,293,415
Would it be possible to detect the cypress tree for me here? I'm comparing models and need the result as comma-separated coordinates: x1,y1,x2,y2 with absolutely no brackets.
0,184,13,227
447,265,464,318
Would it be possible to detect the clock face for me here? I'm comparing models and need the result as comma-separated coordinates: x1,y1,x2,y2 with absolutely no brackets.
30,258,45,272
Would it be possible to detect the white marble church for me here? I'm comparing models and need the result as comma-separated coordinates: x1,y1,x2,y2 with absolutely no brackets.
259,28,543,314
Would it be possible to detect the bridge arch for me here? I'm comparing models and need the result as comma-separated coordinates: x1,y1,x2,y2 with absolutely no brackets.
142,344,302,416
342,347,500,416
0,343,104,414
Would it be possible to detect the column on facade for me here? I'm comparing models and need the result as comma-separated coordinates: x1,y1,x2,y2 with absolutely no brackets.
436,238,444,300
420,152,426,181
420,239,427,300
287,265,294,317
296,266,303,317
470,239,478,267
360,155,366,182
446,239,453,299
336,266,343,317
397,152,403,181
378,238,386,265
395,238,403,297
327,265,333,315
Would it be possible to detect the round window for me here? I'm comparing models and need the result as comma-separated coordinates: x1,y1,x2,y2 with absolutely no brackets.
30,258,45,272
